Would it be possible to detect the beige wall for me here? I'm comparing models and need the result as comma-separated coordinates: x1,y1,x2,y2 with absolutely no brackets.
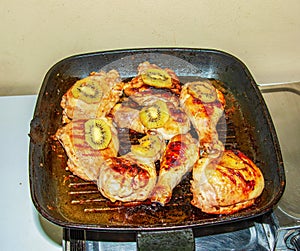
1,0,300,95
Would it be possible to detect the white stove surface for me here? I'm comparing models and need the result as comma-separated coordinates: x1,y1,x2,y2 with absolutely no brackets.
0,95,61,251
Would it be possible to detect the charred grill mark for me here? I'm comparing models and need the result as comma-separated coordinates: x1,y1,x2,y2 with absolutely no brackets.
236,151,258,175
218,166,256,192
163,141,188,170
192,97,203,106
191,97,211,118
73,143,88,150
191,97,223,117
71,127,103,154
110,157,150,179
203,105,215,117
72,139,90,149
72,134,85,140
230,150,260,181
73,146,97,154
170,78,181,95
234,171,256,192
71,119,88,128
72,125,84,131
218,168,237,185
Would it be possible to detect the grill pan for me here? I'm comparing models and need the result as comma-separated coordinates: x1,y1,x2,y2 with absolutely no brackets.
29,48,285,243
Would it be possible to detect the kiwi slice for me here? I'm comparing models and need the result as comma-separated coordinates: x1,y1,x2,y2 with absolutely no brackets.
139,100,169,129
141,68,172,88
131,134,162,158
188,81,217,103
84,119,111,150
71,78,103,103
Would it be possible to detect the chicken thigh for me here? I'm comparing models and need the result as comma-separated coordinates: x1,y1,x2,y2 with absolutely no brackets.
191,150,265,214
97,153,157,203
61,70,123,122
97,132,166,203
55,118,119,181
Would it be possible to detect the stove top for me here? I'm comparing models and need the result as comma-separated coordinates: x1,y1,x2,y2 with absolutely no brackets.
61,213,298,251
63,215,273,251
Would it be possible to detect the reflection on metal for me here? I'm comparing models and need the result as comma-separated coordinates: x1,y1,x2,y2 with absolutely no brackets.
260,82,300,221
260,82,300,251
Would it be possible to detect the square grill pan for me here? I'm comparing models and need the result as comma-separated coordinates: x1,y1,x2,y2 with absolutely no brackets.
29,48,285,232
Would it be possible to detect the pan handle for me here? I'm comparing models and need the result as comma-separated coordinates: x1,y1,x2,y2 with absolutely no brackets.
136,228,194,251
63,228,86,251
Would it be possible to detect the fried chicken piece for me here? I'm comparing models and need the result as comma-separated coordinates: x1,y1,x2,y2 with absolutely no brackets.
55,118,119,181
97,131,166,204
150,133,199,206
97,153,157,203
124,61,181,96
110,103,146,133
156,101,191,140
111,96,190,140
180,80,226,156
61,70,123,123
191,150,265,214
128,88,180,107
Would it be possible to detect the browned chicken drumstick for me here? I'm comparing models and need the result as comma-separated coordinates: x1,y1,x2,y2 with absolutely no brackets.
150,133,199,206
180,80,226,157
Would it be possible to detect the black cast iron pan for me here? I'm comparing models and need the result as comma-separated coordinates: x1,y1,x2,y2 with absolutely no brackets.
29,48,285,246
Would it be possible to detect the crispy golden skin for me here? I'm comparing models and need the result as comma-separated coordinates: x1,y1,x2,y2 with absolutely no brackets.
61,70,123,122
55,118,119,181
180,80,226,157
97,131,166,203
191,150,265,214
150,133,199,205
124,61,181,96
97,152,158,203
112,91,190,140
